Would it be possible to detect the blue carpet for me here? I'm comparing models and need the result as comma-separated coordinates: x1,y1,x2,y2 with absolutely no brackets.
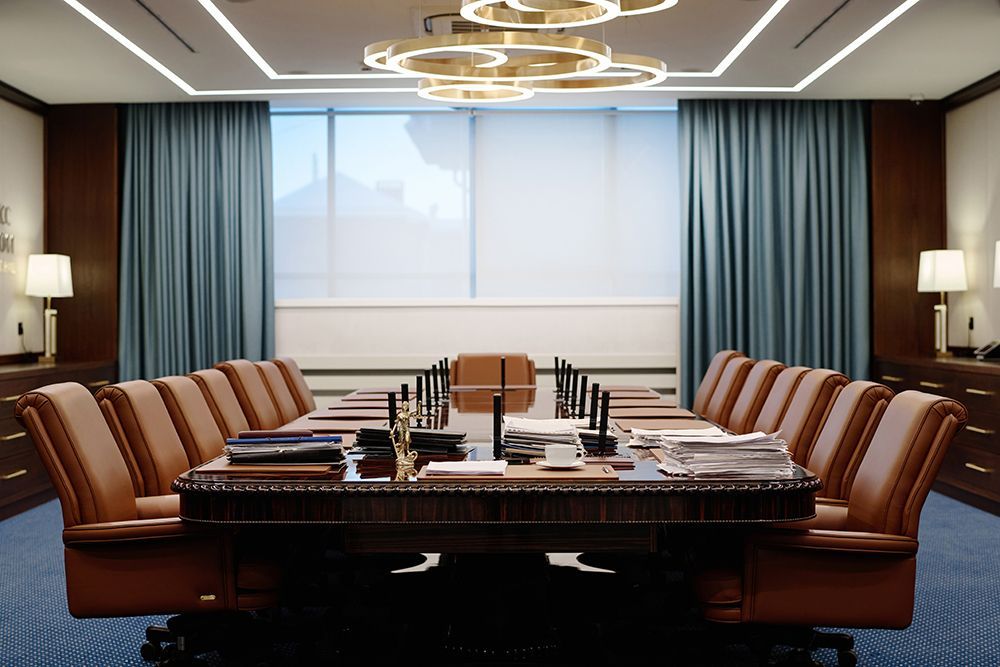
1,492,998,666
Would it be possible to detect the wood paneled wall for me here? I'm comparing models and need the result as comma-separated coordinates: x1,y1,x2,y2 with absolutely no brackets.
870,101,946,360
45,105,119,364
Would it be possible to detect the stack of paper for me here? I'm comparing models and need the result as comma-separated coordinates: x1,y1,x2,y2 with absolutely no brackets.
425,460,508,476
225,440,346,467
655,431,794,479
630,425,726,448
501,417,583,458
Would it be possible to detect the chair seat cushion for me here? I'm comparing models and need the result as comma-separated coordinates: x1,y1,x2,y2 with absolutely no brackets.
693,567,742,606
135,494,180,520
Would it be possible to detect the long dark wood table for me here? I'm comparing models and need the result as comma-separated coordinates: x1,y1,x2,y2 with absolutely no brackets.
174,385,819,553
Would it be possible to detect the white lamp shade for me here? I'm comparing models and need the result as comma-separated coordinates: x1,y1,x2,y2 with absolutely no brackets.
917,249,968,293
25,254,74,298
994,241,1000,288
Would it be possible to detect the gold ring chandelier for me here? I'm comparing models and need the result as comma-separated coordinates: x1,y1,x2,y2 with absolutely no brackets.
364,0,676,103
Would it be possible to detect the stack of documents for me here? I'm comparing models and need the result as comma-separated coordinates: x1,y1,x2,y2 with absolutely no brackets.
655,431,794,479
355,427,467,455
501,417,584,458
425,460,508,476
630,425,725,447
224,435,346,467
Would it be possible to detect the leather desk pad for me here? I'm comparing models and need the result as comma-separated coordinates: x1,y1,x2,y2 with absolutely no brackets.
615,418,708,432
608,398,679,408
328,402,396,410
280,417,386,434
416,464,618,482
197,457,336,477
307,410,389,420
609,407,695,419
607,390,661,399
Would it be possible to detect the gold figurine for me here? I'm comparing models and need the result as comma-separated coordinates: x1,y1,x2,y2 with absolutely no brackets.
390,400,419,481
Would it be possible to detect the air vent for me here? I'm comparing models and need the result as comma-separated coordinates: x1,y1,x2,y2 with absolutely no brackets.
414,6,559,36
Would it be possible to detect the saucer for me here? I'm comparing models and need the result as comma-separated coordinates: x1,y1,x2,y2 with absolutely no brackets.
536,460,586,470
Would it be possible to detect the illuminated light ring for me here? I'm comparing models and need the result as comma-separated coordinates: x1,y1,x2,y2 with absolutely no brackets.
417,79,535,104
532,53,667,92
461,0,620,29
512,0,678,16
364,39,509,72
385,32,613,82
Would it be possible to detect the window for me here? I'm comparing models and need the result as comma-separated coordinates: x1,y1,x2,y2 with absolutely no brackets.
272,109,679,300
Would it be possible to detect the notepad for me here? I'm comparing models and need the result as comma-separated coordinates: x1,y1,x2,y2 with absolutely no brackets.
425,460,508,476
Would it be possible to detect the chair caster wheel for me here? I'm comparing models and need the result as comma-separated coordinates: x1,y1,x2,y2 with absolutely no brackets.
838,649,858,667
140,642,162,662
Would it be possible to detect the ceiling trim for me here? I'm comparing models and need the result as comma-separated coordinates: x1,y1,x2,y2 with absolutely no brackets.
0,78,48,114
59,0,922,97
196,0,790,81
944,68,1000,111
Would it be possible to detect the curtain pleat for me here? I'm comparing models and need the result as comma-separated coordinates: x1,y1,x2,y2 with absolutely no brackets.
119,102,275,380
679,100,870,402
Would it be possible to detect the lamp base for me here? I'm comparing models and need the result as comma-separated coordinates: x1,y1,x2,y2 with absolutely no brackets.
38,355,56,366
935,350,954,358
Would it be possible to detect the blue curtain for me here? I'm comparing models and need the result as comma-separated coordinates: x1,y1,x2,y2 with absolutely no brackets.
679,99,870,402
119,102,274,380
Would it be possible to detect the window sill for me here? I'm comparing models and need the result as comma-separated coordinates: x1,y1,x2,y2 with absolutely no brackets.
275,297,679,309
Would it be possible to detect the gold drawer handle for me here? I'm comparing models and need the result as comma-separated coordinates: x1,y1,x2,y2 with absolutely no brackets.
1,394,20,403
87,380,111,389
965,388,995,396
918,381,946,389
881,375,904,382
0,431,26,442
1,469,27,481
964,462,994,474
966,426,995,436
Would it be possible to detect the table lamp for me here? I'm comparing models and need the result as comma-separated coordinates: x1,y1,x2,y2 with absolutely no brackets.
917,249,967,356
25,254,74,365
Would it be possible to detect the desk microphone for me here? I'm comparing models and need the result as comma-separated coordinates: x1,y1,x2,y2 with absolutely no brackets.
401,382,409,405
493,393,503,460
423,369,432,415
432,363,440,409
598,390,611,456
578,374,588,418
569,368,579,417
559,359,567,396
501,355,507,390
388,391,398,429
589,383,600,430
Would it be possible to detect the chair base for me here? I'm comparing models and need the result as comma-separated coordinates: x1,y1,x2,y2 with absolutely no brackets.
716,624,858,667
141,612,268,666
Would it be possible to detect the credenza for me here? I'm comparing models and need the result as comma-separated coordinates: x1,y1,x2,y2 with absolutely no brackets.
873,356,999,516
0,360,116,519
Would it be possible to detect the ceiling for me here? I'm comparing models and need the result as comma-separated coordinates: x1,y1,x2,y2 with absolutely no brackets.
0,0,998,108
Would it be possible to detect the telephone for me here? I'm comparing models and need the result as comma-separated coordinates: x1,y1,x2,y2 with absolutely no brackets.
974,340,1000,361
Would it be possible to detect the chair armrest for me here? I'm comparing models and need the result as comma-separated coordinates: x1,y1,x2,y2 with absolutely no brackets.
63,517,222,545
748,529,918,555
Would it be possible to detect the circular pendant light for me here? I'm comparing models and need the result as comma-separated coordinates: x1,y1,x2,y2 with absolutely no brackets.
505,0,678,16
384,32,613,82
417,79,535,104
532,53,667,92
364,39,508,71
460,0,621,29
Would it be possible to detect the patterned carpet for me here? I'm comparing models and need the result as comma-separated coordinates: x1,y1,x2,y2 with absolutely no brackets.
1,492,997,666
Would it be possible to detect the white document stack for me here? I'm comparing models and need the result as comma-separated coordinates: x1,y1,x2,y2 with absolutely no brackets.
501,417,585,457
654,431,794,479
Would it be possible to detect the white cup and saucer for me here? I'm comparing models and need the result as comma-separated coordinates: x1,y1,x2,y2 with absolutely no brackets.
536,443,586,470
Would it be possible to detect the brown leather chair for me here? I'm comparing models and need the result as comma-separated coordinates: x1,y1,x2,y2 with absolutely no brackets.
96,380,192,500
152,375,228,465
215,359,283,430
691,350,744,415
694,391,967,664
803,381,894,501
272,356,316,415
725,360,785,434
449,353,536,386
700,356,754,426
189,368,251,437
775,368,849,465
752,366,811,433
14,382,278,619
255,360,302,424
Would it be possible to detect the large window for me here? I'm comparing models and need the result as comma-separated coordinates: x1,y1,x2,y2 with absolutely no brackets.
272,109,679,300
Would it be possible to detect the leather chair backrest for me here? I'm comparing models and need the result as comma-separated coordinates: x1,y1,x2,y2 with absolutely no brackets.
188,369,251,438
452,353,535,386
804,381,894,500
847,391,967,538
152,375,227,465
272,357,316,414
15,383,137,527
96,381,192,497
215,360,282,430
255,361,301,424
776,368,849,465
725,359,785,433
691,350,744,414
752,366,811,433
701,357,755,426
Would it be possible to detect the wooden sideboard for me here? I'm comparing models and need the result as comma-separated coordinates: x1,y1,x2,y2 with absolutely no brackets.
0,360,116,519
873,356,1000,515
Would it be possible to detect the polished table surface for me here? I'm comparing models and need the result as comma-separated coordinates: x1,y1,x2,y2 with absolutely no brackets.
174,386,820,551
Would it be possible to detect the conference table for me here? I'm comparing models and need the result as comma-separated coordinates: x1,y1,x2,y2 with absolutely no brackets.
174,385,820,554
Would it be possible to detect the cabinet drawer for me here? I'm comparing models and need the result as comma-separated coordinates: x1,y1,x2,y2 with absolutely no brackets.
873,362,912,389
908,368,955,395
0,447,51,508
938,443,1000,501
953,377,1000,414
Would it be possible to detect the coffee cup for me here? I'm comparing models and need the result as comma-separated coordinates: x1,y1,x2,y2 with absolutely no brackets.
544,443,584,466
